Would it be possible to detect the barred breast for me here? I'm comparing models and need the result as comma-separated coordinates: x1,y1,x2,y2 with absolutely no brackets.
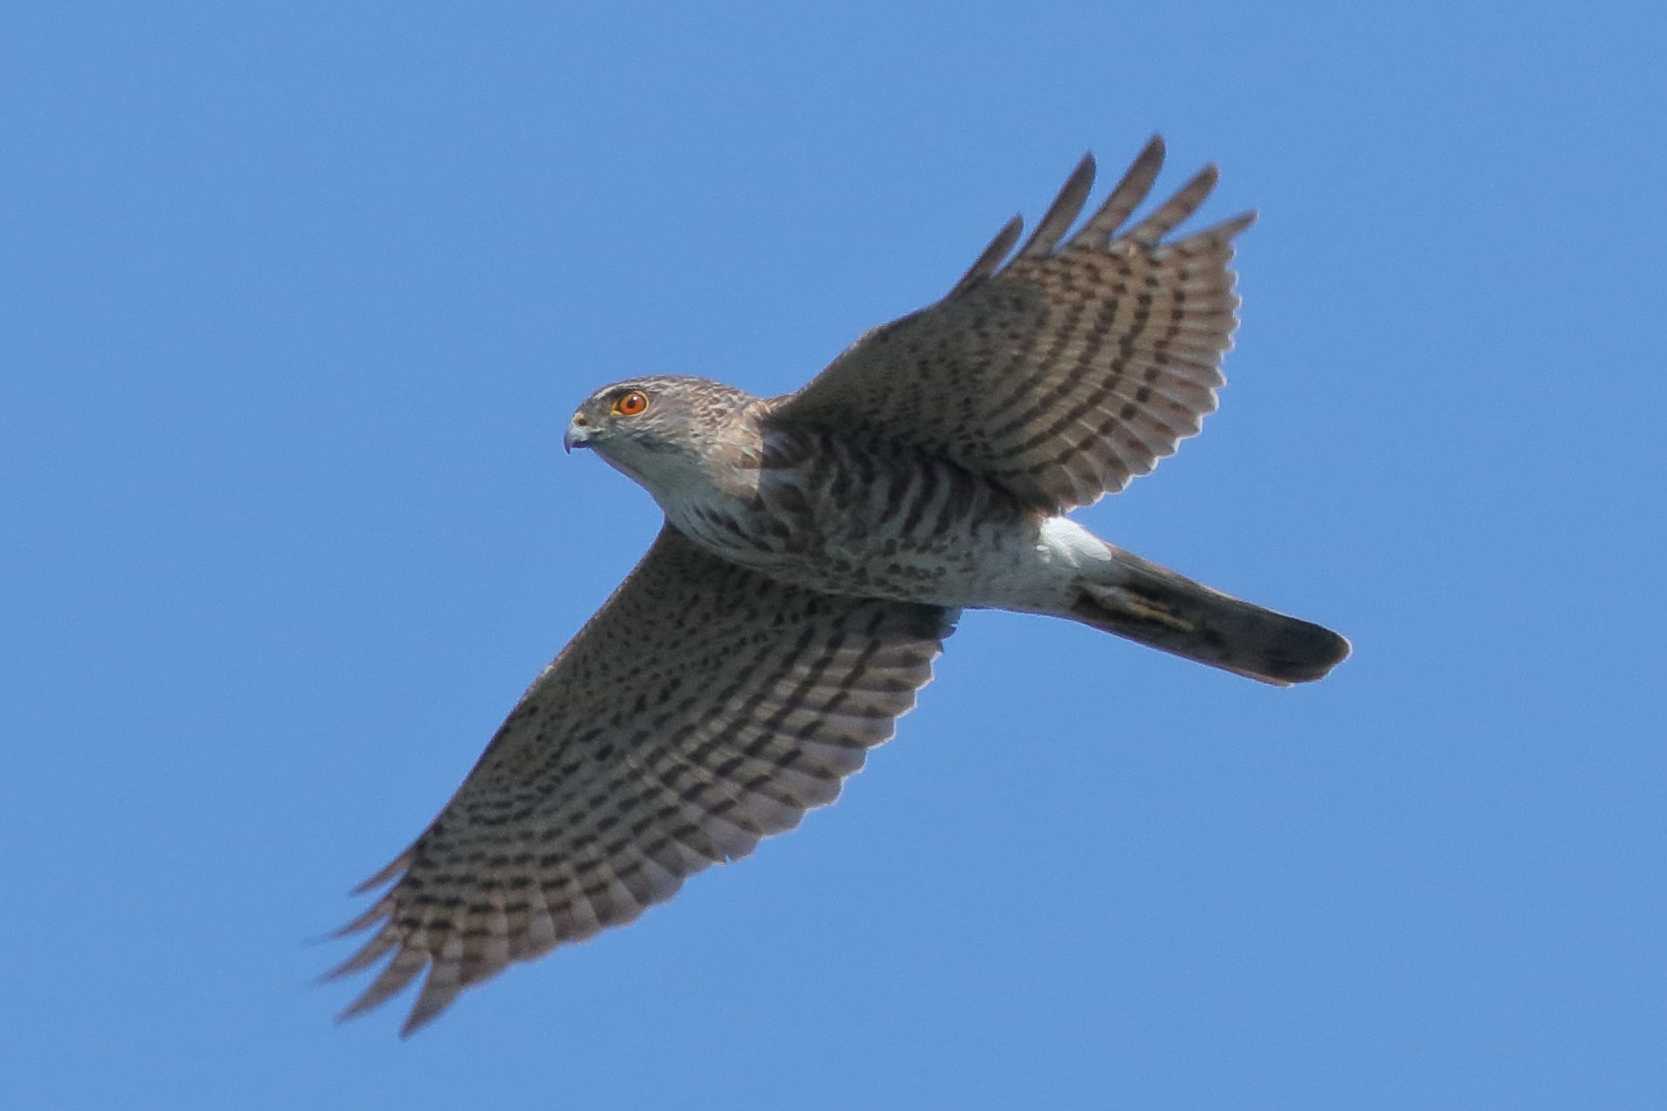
666,424,1066,609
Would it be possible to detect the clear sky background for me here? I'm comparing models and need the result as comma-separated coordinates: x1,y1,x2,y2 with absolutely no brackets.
5,3,1664,1108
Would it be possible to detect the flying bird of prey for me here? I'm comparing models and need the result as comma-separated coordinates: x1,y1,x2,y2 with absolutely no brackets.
329,136,1350,1035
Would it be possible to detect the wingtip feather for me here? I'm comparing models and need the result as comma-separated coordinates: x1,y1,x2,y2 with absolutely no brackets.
1016,152,1097,260
947,213,1023,298
335,947,429,1025
1069,134,1169,247
350,850,413,895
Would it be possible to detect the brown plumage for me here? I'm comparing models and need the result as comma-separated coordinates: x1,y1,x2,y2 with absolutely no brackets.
786,142,1250,512
329,136,1349,1035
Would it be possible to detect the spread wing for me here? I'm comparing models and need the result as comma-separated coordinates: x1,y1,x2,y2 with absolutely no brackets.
328,525,956,1035
774,135,1254,512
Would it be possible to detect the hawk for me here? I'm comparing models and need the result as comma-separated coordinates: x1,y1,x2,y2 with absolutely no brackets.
329,136,1349,1035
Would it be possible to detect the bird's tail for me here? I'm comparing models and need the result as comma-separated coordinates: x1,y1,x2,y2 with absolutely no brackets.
1068,546,1350,686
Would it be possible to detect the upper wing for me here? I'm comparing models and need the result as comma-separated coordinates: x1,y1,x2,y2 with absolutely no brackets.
774,136,1254,512
327,525,955,1035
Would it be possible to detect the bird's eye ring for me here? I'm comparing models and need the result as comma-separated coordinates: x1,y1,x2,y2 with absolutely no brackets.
613,390,649,417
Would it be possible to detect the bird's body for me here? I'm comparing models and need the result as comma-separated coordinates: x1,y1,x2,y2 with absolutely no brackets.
331,136,1351,1035
582,383,1341,680
648,398,1049,610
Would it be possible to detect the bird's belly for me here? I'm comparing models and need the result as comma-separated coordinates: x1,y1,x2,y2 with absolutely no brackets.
753,530,1030,606
667,455,1076,611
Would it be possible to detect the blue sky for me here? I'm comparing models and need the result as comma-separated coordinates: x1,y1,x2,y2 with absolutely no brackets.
5,3,1664,1108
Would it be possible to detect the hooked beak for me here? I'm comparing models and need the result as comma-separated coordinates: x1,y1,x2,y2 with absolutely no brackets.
563,417,593,454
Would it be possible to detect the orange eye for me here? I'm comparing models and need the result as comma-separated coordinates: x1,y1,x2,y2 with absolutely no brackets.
613,390,649,417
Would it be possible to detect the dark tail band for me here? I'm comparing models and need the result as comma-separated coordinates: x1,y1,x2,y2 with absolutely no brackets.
1071,549,1350,686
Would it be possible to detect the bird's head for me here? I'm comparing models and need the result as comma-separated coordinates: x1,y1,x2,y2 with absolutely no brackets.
564,375,756,500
